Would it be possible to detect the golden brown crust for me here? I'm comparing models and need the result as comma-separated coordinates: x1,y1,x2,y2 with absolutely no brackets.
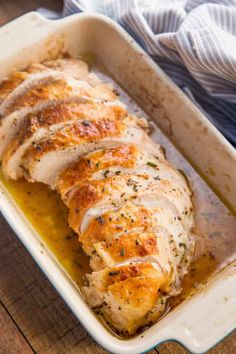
58,144,137,198
5,79,73,115
80,204,154,254
68,175,186,239
2,101,127,170
1,125,29,170
0,59,91,111
0,63,49,104
68,180,112,232
27,101,126,130
95,232,159,263
4,76,118,115
23,117,127,170
98,263,169,334
68,175,150,234
107,276,160,308
96,262,161,290
6,79,116,114
0,72,28,103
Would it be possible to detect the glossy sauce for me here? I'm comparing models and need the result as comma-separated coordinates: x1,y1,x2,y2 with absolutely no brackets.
0,171,90,287
1,64,236,336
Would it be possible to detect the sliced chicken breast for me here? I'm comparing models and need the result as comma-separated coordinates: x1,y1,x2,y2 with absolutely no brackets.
2,100,127,180
57,144,187,203
68,174,192,238
79,202,185,254
0,75,120,159
57,144,160,200
0,58,195,335
2,76,117,117
0,71,68,116
83,262,168,334
90,230,172,274
19,117,155,188
0,58,89,115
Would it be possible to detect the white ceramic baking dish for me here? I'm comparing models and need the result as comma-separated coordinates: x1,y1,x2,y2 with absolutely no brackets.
0,12,235,354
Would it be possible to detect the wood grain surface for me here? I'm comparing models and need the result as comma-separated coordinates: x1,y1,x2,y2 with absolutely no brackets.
0,1,235,353
0,301,33,354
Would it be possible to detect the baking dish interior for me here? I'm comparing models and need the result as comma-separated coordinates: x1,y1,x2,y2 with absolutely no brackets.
0,12,235,354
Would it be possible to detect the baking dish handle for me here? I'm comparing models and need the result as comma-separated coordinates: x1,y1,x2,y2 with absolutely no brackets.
0,12,63,76
167,261,236,354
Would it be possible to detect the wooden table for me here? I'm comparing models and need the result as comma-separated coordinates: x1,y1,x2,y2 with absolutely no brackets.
0,1,235,353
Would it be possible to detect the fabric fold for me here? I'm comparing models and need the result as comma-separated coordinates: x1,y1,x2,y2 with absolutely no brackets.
58,0,236,145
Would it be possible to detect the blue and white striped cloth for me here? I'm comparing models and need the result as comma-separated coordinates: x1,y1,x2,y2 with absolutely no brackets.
44,1,236,145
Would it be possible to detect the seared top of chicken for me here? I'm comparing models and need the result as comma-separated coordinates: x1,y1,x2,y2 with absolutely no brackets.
0,59,88,105
2,101,127,180
0,58,194,335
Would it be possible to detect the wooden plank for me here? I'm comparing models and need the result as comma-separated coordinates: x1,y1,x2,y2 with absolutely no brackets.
0,300,33,354
0,217,108,354
0,1,235,354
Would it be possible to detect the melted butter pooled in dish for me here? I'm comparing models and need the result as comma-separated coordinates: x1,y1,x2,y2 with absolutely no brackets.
0,171,90,287
1,58,235,336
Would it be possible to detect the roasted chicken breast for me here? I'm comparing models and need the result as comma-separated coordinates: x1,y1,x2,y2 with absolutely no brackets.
1,58,195,335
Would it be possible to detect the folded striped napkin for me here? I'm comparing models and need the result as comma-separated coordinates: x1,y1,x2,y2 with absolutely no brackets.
43,0,236,145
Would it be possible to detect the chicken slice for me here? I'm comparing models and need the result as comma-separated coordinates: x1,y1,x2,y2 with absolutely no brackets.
91,229,193,292
0,71,69,116
0,59,88,104
2,100,127,180
79,202,184,253
80,197,191,285
2,76,117,117
138,191,194,232
0,59,90,116
20,117,155,188
90,230,172,274
29,59,109,91
83,262,169,334
0,76,120,159
81,199,193,286
57,144,139,198
68,174,192,239
0,71,28,104
0,58,120,159
57,144,187,203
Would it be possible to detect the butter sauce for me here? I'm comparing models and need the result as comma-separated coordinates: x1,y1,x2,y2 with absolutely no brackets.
0,171,90,287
